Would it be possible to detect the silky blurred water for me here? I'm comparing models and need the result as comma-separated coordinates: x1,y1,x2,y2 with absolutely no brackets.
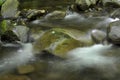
0,0,120,80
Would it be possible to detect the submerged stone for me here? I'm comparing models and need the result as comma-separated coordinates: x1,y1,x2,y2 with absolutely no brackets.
17,64,35,74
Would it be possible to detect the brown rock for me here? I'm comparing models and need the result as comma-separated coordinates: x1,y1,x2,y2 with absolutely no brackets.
0,74,31,80
17,64,35,74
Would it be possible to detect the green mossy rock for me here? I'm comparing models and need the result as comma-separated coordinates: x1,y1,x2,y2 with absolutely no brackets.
49,38,82,58
1,0,19,18
33,28,93,58
0,0,6,6
0,20,8,35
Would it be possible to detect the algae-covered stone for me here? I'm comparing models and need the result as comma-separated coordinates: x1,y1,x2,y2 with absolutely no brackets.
33,28,93,58
0,0,6,6
0,20,8,35
1,0,19,18
48,38,82,58
0,21,29,43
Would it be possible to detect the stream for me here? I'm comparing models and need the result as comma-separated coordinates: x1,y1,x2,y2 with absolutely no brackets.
0,0,120,80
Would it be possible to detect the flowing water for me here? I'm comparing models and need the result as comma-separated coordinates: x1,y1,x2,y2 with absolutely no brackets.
0,43,34,73
0,0,120,80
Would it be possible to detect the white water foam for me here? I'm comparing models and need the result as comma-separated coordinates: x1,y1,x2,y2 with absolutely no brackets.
62,44,118,73
64,12,85,20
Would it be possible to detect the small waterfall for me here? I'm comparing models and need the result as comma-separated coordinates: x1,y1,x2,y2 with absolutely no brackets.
0,43,34,72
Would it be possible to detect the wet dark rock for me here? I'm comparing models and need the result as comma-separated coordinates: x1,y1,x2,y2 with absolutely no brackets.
20,9,46,21
107,21,120,45
1,30,20,43
91,29,106,44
